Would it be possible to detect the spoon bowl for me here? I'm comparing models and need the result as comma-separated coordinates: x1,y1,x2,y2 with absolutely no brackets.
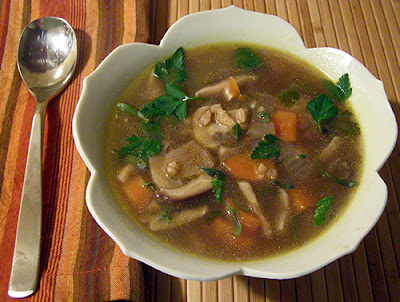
8,17,77,298
17,17,77,103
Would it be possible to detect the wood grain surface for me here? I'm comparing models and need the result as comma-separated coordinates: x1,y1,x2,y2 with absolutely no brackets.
1,0,400,301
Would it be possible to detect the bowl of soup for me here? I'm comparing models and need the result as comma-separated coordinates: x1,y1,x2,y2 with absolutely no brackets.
73,6,397,280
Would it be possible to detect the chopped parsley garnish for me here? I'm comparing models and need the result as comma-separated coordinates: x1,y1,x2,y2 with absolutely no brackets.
140,95,183,119
274,179,295,189
228,204,242,236
115,135,161,160
234,47,263,70
306,94,338,132
233,123,243,140
117,102,139,115
324,73,352,102
158,209,174,222
143,182,155,191
141,74,202,121
154,47,187,84
258,110,270,123
251,134,281,160
317,160,357,187
117,103,149,121
198,167,225,203
297,154,306,159
314,196,333,226
324,110,361,136
278,88,299,107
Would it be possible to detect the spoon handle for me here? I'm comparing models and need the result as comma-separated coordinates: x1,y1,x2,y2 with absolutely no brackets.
8,104,44,298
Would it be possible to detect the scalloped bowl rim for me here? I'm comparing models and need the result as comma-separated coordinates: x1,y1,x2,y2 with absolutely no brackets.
72,6,397,280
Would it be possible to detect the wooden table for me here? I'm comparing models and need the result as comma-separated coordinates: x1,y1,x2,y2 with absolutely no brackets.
1,1,400,301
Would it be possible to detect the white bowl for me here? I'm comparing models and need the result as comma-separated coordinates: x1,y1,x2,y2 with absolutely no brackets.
72,6,397,280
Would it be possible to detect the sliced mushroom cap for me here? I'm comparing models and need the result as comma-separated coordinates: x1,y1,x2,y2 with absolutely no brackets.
148,205,209,231
195,75,257,101
275,188,291,232
193,104,250,148
319,136,352,179
237,181,273,238
158,174,213,201
149,140,214,189
280,145,317,180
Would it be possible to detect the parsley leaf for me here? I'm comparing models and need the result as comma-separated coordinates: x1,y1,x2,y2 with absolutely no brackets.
324,110,361,136
140,83,201,121
314,196,333,226
117,103,149,121
198,167,225,202
165,82,188,100
211,178,224,203
317,160,357,187
228,204,242,236
116,135,161,160
258,110,270,123
306,94,338,132
159,209,174,222
154,47,187,84
143,182,155,191
233,123,243,140
117,103,139,115
324,73,352,102
234,47,263,70
278,88,299,107
251,134,281,160
140,95,181,118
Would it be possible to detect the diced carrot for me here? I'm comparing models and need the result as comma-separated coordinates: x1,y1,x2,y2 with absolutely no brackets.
288,187,314,212
273,110,298,142
238,210,261,234
228,76,241,99
209,216,256,251
223,154,277,181
121,175,154,212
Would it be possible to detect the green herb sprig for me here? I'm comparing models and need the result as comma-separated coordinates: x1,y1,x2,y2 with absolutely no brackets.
306,94,338,132
324,73,352,102
228,204,242,236
233,123,243,140
317,160,357,187
234,47,263,70
314,196,333,226
198,167,226,203
251,134,281,160
278,88,299,107
154,47,187,84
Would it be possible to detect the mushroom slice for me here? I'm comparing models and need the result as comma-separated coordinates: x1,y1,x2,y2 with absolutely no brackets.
319,136,352,179
149,141,214,189
193,104,249,148
149,205,209,231
195,75,257,101
275,188,291,232
237,181,273,238
158,174,213,201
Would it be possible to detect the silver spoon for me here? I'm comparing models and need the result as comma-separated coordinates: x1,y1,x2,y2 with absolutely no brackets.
8,17,77,298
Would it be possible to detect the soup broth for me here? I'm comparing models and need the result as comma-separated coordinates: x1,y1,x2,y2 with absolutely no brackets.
105,43,363,261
